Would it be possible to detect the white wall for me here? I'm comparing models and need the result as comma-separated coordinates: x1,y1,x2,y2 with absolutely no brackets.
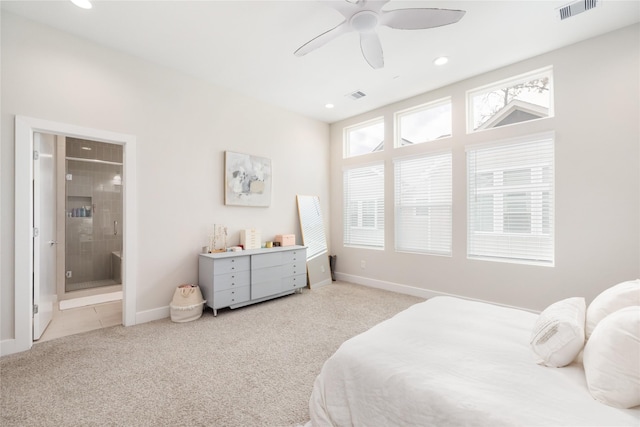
1,13,330,342
329,24,640,311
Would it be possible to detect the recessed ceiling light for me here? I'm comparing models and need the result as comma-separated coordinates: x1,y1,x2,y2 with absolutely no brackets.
70,0,92,9
434,56,449,66
325,103,335,109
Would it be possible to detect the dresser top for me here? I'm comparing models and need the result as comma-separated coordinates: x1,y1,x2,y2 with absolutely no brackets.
199,245,306,259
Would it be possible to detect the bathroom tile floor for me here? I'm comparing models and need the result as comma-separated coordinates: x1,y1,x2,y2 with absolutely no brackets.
36,300,122,343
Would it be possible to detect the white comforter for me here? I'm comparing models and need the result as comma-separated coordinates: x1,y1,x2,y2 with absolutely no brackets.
308,296,640,426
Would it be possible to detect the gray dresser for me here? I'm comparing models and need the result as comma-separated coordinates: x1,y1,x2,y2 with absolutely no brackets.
198,245,307,316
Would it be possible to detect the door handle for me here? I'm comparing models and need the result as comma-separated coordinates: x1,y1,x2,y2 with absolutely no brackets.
114,220,118,236
47,240,58,246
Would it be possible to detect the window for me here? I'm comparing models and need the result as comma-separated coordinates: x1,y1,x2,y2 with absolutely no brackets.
394,152,452,255
467,67,553,132
344,164,384,249
467,133,554,265
344,118,384,158
395,98,452,147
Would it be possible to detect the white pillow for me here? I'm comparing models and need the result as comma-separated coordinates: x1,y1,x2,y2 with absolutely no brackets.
530,297,586,368
583,306,640,409
586,279,640,339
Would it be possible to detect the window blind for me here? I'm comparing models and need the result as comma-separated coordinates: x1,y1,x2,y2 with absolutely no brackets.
467,134,554,265
343,163,384,249
394,152,452,255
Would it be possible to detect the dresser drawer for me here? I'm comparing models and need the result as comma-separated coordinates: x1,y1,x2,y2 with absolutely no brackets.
251,252,282,270
282,261,305,277
213,286,250,309
282,249,306,264
214,256,250,275
282,273,307,291
214,270,250,291
251,265,282,284
252,279,282,300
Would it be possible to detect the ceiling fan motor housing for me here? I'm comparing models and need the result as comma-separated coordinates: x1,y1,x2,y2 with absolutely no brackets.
351,11,379,32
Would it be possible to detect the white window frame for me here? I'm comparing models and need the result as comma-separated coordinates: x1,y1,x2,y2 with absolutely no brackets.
467,132,555,266
343,117,385,158
394,151,452,256
343,163,385,250
466,66,554,133
394,97,452,148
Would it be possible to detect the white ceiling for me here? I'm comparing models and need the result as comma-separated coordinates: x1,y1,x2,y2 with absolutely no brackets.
2,0,639,123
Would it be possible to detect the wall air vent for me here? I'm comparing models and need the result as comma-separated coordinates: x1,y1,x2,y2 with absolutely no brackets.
347,90,367,100
558,0,600,20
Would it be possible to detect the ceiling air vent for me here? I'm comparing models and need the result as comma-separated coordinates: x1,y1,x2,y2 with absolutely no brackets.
558,0,600,20
347,90,367,100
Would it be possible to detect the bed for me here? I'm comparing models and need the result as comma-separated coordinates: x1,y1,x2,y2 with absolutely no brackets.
307,295,640,426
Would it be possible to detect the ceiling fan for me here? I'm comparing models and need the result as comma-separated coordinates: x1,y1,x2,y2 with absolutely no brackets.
294,0,466,69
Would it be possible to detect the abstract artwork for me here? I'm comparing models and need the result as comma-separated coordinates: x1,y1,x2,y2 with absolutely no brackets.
224,151,272,207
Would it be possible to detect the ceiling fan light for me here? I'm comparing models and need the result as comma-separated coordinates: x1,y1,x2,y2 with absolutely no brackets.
351,11,379,32
70,0,92,9
434,56,449,66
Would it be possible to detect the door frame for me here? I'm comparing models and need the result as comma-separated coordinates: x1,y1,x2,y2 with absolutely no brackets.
13,115,137,354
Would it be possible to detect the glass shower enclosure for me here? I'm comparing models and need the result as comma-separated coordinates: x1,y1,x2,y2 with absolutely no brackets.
64,138,123,293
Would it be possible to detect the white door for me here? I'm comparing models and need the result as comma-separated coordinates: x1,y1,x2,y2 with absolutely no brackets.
33,132,57,340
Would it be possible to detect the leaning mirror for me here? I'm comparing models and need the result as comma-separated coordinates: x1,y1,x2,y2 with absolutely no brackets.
296,195,332,288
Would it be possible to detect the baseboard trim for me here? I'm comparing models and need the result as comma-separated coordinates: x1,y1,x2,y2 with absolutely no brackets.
136,306,170,324
335,272,538,313
335,273,439,299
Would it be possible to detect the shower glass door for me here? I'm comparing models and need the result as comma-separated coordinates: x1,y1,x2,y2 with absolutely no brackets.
65,138,123,293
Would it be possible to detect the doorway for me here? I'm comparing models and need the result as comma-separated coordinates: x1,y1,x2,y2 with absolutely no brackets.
33,135,126,341
10,116,138,356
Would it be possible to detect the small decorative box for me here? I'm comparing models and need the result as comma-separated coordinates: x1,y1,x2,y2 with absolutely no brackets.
240,229,261,250
275,234,295,246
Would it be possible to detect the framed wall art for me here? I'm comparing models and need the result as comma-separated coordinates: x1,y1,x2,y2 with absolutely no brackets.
224,151,272,207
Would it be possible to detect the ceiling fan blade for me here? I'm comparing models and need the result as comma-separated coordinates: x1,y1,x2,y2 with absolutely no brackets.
294,20,350,57
325,0,390,17
359,0,391,13
360,31,384,69
380,8,466,30
326,0,363,18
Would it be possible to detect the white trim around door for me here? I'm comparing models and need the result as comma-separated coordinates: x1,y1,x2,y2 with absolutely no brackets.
6,115,137,356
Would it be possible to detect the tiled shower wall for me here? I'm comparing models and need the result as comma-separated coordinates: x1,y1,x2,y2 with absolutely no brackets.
65,138,123,289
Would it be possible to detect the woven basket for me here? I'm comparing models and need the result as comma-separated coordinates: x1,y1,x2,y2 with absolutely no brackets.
169,284,206,323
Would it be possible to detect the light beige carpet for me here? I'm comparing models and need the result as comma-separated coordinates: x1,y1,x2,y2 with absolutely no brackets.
1,281,423,427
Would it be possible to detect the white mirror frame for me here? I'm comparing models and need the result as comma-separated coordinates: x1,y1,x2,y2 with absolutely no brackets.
296,195,332,289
